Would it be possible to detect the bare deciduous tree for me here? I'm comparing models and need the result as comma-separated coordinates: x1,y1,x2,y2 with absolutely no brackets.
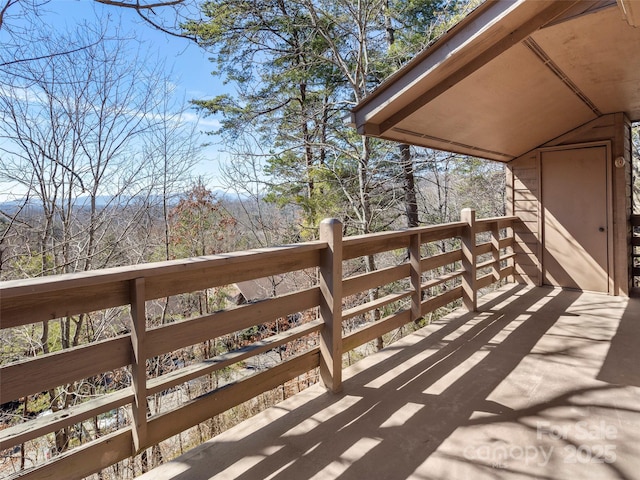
0,17,202,459
0,0,197,35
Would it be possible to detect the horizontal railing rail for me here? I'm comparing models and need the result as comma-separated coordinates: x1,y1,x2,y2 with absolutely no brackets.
0,209,517,479
1,243,326,329
337,210,516,355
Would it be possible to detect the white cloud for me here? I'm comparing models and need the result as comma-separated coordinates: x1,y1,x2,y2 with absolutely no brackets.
180,112,221,130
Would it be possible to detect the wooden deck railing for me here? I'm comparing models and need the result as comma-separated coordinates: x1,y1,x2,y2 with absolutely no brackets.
633,214,640,288
0,209,517,479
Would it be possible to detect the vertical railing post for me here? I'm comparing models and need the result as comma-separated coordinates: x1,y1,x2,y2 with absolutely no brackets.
130,278,148,452
461,209,477,311
409,232,422,322
490,221,501,284
319,218,343,393
506,221,516,284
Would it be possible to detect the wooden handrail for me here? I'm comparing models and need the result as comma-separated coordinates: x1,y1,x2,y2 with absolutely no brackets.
0,210,517,480
0,243,326,329
342,222,464,260
475,215,519,230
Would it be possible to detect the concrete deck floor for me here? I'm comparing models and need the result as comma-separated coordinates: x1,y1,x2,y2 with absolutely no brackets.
138,284,640,480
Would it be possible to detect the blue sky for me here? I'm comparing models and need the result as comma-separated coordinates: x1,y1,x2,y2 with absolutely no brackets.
3,0,231,189
49,1,221,97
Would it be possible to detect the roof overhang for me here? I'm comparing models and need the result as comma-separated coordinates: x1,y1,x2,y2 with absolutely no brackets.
351,0,640,162
618,0,640,27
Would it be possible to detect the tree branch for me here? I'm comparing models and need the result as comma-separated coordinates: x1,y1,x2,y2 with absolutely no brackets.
94,0,184,9
0,41,101,67
0,0,198,42
0,0,19,30
133,7,199,42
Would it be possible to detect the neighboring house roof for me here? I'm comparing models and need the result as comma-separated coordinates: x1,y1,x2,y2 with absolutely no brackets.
351,0,640,162
235,273,313,303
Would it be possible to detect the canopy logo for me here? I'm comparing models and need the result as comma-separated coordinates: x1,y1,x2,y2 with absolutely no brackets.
462,420,619,468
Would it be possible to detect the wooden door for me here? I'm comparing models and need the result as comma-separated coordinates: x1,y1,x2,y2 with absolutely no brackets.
541,146,609,293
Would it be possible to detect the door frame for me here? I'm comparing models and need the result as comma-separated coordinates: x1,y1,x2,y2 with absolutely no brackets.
536,141,614,293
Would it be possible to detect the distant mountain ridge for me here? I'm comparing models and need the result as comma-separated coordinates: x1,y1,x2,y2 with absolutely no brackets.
0,190,242,216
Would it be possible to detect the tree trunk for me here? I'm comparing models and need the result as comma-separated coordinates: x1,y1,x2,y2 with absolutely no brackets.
383,2,419,229
400,144,419,227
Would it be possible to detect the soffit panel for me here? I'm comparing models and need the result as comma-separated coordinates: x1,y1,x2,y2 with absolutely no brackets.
393,42,598,159
378,129,511,161
618,0,640,27
357,0,578,128
532,6,640,121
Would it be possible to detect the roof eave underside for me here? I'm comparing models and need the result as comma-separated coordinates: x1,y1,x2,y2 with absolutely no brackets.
351,0,639,163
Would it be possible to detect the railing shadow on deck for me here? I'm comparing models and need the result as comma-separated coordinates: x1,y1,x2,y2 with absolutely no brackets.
0,209,518,479
598,293,640,387
632,214,640,291
144,286,640,480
